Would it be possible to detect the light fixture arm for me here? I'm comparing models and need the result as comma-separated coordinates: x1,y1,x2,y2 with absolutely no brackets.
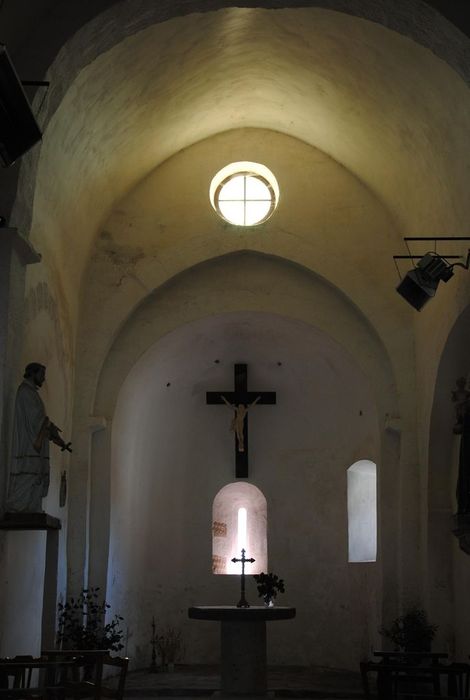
450,249,470,271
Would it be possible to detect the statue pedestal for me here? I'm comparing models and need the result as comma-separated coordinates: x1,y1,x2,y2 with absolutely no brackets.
0,511,61,648
188,606,296,696
0,512,61,530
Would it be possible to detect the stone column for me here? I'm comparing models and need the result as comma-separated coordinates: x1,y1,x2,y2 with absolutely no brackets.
0,227,40,514
380,418,401,626
67,416,112,597
87,417,112,595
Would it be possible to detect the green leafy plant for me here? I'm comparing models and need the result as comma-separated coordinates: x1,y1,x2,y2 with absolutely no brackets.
379,606,437,652
57,587,124,651
253,572,285,604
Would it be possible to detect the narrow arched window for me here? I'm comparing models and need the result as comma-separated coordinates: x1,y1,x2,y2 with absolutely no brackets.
347,460,377,562
212,482,267,575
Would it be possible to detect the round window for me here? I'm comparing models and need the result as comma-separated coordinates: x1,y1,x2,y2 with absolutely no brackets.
210,162,279,226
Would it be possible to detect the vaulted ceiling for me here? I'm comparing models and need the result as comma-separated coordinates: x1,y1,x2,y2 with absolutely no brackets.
1,1,469,331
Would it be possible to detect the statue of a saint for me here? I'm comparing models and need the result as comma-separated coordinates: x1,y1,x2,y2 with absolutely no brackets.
6,363,72,513
221,395,260,452
453,376,470,514
451,377,470,435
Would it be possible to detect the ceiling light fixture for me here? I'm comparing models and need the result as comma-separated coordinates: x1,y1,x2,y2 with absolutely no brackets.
394,239,470,311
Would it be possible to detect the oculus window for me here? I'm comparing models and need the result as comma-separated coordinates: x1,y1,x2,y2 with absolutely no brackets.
210,161,279,226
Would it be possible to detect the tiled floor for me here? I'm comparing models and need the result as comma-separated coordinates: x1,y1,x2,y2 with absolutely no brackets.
124,664,363,698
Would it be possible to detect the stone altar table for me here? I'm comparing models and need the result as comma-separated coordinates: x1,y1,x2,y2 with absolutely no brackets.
188,605,296,695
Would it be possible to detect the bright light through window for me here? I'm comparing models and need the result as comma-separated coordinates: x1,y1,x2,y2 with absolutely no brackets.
347,460,377,563
212,482,267,575
238,507,247,551
210,161,279,226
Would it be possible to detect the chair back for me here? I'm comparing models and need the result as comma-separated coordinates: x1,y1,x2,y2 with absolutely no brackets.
360,660,470,700
0,657,76,699
101,656,129,700
41,650,107,700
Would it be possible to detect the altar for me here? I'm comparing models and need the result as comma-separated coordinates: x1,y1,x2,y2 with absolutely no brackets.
188,605,296,695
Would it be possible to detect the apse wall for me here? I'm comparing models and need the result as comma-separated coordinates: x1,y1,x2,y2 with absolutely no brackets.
106,311,380,670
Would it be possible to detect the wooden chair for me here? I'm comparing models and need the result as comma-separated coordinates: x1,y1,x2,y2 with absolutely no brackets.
373,652,449,668
40,652,107,700
100,656,129,700
360,660,470,700
0,658,77,700
0,656,35,691
447,663,470,699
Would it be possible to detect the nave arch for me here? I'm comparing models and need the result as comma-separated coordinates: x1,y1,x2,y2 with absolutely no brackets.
101,307,390,669
65,250,406,669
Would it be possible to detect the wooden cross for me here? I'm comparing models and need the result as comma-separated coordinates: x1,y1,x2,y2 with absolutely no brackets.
231,548,255,608
206,363,276,478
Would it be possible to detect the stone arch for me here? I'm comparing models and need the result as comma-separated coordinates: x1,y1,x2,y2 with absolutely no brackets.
93,251,398,419
103,306,387,667
66,252,403,662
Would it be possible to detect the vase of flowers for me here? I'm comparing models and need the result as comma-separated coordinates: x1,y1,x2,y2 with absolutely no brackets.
253,572,285,607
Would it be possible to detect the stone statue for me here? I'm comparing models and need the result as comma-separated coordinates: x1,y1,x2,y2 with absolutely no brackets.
221,395,260,452
451,376,470,435
453,376,470,514
6,363,72,513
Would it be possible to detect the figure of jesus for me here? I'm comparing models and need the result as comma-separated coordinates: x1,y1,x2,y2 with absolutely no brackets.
221,395,260,452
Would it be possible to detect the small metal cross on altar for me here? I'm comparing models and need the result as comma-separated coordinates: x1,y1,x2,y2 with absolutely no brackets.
232,548,255,608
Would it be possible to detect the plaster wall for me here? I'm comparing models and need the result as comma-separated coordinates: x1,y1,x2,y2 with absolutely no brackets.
107,311,380,670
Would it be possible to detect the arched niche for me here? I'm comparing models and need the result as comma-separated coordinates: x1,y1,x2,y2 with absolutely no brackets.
99,308,385,668
212,482,267,575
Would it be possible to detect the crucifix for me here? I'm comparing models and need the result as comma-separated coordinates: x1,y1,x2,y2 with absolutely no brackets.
206,363,276,477
232,548,255,608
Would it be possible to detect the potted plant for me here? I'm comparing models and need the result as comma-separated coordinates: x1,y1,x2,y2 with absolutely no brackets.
379,606,437,653
57,587,125,651
253,572,285,607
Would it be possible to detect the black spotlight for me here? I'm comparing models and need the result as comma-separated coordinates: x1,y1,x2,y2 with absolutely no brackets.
396,253,454,311
0,44,42,167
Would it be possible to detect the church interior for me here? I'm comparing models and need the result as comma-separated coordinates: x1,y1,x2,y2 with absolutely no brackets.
1,0,470,693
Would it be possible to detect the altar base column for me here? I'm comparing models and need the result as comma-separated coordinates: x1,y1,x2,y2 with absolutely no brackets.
221,620,266,695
